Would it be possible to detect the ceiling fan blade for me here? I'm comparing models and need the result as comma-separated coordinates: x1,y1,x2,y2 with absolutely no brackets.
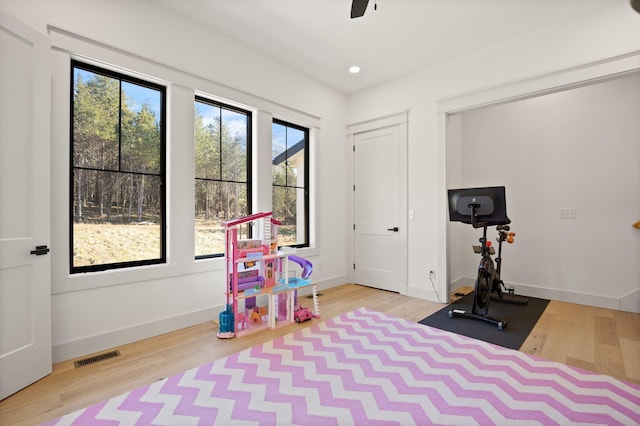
351,0,369,18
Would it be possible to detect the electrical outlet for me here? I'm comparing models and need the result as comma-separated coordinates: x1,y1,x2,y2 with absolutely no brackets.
559,208,577,219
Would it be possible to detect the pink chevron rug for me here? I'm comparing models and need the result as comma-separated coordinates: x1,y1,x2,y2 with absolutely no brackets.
44,308,640,425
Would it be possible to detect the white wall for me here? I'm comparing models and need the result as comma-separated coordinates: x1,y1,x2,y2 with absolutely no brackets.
449,74,640,311
0,0,350,361
347,1,640,311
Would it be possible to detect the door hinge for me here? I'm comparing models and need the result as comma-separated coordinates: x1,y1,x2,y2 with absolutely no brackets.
353,263,356,270
353,224,355,230
353,184,355,191
353,145,355,152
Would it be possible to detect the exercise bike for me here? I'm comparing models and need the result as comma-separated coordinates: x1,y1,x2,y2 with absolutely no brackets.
446,186,527,330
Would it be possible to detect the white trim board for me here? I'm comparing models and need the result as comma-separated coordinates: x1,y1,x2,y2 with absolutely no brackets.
437,50,640,115
347,111,408,135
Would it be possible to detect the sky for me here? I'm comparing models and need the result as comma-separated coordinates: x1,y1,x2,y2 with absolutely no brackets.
195,100,247,142
75,68,162,119
76,67,269,148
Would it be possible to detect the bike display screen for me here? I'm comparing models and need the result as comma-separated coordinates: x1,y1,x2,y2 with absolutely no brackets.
447,186,510,226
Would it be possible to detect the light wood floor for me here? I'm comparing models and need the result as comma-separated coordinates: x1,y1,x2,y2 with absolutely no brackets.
1,283,639,425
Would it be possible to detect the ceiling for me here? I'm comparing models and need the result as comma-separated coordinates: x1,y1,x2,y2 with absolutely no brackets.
155,0,622,94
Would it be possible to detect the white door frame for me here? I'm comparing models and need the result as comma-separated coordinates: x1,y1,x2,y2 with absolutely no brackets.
348,112,408,294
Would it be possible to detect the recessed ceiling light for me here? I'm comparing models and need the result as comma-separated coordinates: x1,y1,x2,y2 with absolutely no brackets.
349,66,361,74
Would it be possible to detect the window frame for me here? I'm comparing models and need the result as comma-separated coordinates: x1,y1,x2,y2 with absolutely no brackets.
69,59,167,274
194,95,253,259
272,118,310,248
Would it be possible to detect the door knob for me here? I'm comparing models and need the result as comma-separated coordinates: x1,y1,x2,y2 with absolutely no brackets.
30,245,50,256
387,227,399,232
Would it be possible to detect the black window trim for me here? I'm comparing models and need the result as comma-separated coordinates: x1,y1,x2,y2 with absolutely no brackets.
69,59,167,274
194,95,253,260
272,118,310,248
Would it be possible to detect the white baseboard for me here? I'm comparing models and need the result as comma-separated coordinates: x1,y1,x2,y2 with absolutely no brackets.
449,277,640,314
406,286,448,304
310,275,348,294
52,276,347,364
620,287,640,313
450,277,475,291
52,307,216,364
60,276,638,364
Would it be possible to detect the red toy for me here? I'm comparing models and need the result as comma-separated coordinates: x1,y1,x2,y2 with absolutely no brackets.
294,305,313,323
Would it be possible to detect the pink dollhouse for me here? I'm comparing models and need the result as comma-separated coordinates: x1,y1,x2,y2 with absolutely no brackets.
220,212,319,338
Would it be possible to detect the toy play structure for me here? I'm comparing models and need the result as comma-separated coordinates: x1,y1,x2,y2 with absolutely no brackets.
217,212,319,338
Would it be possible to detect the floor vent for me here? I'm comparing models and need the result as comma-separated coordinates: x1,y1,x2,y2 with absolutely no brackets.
74,350,121,368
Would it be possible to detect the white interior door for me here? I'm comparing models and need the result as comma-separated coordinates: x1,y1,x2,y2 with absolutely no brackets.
353,123,406,293
0,10,52,400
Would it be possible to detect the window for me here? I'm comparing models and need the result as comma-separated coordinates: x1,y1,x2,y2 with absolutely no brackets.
272,119,309,248
194,97,252,258
70,60,166,273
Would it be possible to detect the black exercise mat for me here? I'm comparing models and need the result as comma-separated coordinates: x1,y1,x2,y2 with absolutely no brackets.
418,292,550,350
